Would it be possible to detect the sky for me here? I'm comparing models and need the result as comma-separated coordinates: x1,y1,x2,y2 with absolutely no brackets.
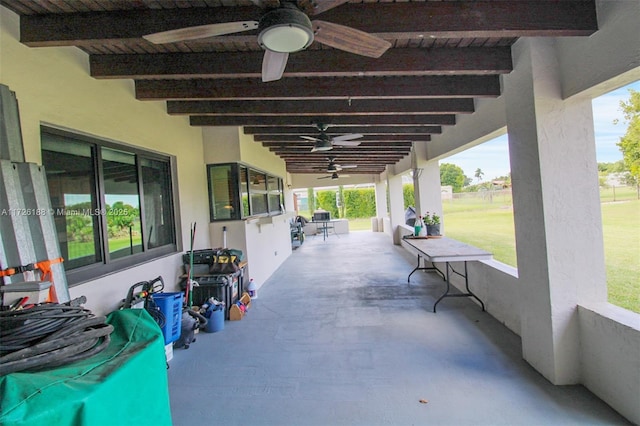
443,80,640,182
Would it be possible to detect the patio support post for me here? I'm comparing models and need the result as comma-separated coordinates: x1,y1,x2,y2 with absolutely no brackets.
374,176,387,226
504,38,606,385
387,168,405,245
413,141,443,232
415,159,443,233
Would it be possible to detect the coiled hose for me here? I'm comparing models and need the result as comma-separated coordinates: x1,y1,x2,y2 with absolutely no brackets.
0,299,113,375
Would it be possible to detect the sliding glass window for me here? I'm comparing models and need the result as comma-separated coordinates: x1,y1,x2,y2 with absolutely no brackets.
207,163,283,221
41,127,177,284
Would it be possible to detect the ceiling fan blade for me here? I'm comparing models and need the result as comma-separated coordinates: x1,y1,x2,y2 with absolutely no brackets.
311,20,391,58
143,21,258,44
262,50,289,82
311,145,334,153
300,135,321,142
332,133,363,142
333,140,361,147
317,175,332,179
339,165,358,169
298,0,350,16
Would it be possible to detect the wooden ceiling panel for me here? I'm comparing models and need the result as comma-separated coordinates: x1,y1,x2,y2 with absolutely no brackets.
1,0,598,175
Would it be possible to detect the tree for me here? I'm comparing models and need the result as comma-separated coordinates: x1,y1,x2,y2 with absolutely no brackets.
337,185,345,218
440,163,467,192
474,168,484,182
307,188,316,214
616,89,640,181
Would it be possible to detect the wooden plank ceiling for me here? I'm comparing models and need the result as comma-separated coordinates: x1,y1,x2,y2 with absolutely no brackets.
1,0,598,176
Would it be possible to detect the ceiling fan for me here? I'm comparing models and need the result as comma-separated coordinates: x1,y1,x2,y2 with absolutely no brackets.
318,171,349,180
301,124,363,152
142,0,391,82
316,157,358,172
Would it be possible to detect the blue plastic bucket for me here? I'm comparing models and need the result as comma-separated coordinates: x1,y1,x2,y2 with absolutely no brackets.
205,306,225,333
153,292,183,344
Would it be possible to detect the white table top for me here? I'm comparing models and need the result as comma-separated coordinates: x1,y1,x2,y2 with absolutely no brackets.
402,236,493,262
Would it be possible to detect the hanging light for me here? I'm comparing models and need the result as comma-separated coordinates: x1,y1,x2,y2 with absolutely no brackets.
257,5,314,53
311,139,333,152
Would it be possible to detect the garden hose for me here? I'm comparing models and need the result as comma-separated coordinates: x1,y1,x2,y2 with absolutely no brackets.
0,299,113,375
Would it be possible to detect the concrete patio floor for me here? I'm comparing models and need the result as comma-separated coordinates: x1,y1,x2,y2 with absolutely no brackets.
167,231,628,426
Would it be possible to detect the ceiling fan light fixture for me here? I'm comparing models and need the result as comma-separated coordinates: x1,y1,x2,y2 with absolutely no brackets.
311,139,333,152
331,172,339,180
258,6,314,53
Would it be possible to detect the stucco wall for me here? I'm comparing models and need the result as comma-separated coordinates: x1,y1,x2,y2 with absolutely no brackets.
578,304,640,423
202,127,292,290
1,8,210,315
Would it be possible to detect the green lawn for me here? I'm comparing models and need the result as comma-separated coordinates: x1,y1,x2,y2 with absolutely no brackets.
600,201,640,312
68,235,142,259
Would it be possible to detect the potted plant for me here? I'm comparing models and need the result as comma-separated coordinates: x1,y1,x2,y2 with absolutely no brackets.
424,212,441,236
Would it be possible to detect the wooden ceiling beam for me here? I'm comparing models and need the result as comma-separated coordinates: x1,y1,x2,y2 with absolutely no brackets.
167,99,474,115
21,2,596,46
274,149,408,155
285,160,400,166
274,153,409,158
255,135,430,142
190,115,456,127
92,48,512,79
245,126,441,135
134,76,500,100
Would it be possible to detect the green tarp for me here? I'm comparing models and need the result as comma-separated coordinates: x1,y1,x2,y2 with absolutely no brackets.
0,309,172,426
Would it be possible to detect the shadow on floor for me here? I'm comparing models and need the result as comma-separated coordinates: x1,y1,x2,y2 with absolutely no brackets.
168,231,628,426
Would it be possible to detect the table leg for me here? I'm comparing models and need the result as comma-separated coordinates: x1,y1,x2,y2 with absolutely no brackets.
463,261,485,311
432,261,485,312
407,254,422,282
408,255,446,283
432,262,452,312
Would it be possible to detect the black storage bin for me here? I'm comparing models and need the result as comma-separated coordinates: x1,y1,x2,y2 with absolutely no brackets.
192,281,228,318
191,272,240,320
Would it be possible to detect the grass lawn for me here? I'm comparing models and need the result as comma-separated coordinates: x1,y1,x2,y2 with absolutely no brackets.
68,235,142,259
600,201,640,312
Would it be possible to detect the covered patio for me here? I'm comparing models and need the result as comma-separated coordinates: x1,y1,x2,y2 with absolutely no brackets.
167,232,627,425
1,0,639,423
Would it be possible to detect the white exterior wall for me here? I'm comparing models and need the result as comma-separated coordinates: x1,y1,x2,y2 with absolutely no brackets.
0,8,209,316
578,304,640,423
202,127,292,289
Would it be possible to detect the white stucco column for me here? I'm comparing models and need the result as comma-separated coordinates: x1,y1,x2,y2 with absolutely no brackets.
504,38,607,384
416,159,443,232
374,176,388,219
387,169,405,244
413,143,443,231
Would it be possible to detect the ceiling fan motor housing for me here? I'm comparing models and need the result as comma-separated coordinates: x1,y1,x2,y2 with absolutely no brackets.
258,5,314,53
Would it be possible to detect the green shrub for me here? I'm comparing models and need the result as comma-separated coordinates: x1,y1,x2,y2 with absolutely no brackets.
403,183,414,209
316,190,338,218
343,188,376,218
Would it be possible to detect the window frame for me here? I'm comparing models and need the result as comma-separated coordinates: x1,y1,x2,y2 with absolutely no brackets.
41,126,179,286
207,162,284,221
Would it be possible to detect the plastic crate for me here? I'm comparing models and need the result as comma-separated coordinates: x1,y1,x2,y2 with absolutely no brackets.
153,292,183,345
192,280,230,320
